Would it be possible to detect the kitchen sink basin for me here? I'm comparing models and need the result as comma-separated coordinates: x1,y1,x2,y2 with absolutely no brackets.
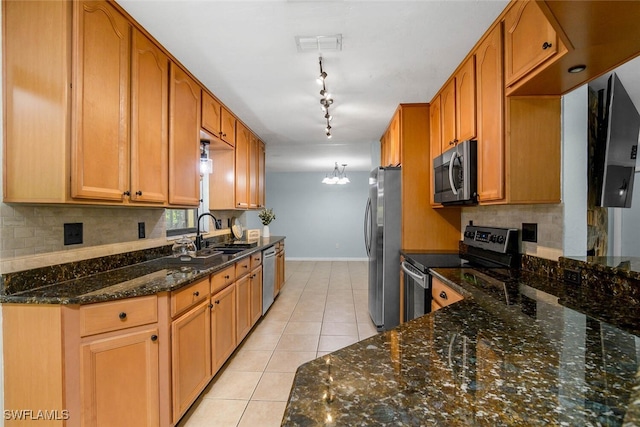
164,249,224,267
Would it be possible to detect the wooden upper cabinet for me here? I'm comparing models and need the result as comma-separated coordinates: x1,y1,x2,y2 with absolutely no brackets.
258,140,266,208
455,56,476,142
504,0,561,88
235,122,251,209
169,64,201,206
202,93,236,148
429,95,442,206
249,135,259,209
3,0,71,203
201,92,223,140
220,107,237,147
208,147,236,210
380,109,400,166
476,24,505,203
130,29,169,204
71,1,131,201
440,79,456,153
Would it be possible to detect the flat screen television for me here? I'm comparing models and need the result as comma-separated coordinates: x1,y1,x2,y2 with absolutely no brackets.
596,72,640,208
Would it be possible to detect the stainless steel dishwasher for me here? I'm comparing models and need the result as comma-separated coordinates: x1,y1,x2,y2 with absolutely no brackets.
262,246,277,314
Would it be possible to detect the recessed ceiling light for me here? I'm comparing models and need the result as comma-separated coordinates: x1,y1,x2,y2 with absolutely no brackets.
568,64,587,73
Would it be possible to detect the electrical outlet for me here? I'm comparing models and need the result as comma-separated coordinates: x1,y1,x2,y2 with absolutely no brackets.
522,223,538,243
138,222,146,239
563,269,581,285
64,223,83,245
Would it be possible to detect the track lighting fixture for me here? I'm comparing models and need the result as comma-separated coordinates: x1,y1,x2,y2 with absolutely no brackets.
317,57,334,139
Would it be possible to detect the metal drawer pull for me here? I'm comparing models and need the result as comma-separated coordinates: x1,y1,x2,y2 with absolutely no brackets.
193,291,200,297
151,335,158,342
119,312,127,320
439,291,448,300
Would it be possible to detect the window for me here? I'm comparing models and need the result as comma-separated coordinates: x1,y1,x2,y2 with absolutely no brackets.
165,209,197,237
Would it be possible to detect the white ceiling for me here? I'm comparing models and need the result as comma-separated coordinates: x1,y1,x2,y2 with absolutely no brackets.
116,0,508,172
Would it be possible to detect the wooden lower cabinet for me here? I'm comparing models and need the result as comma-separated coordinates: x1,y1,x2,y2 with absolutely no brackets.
235,274,252,343
171,300,211,424
275,242,285,296
81,327,160,427
250,265,263,326
431,276,464,311
1,251,282,426
211,284,237,374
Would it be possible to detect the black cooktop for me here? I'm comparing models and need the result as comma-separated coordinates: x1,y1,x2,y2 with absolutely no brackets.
401,250,466,273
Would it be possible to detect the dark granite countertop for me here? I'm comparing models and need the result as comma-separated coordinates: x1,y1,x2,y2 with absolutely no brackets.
0,236,285,305
282,267,640,426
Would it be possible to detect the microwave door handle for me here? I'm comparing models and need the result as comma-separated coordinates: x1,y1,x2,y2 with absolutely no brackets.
448,151,459,195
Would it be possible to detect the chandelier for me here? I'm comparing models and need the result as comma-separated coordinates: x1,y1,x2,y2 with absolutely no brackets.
322,162,350,185
317,57,333,139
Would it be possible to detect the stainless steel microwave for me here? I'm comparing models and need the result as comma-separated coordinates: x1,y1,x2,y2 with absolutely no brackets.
433,140,477,205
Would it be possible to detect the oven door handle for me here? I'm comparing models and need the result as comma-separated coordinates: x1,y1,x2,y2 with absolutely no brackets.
448,150,459,195
401,262,427,287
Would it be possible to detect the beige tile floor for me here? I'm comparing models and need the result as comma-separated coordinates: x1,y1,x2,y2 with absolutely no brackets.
178,260,378,427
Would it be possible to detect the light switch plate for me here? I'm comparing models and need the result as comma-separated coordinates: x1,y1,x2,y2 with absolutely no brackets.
522,223,537,243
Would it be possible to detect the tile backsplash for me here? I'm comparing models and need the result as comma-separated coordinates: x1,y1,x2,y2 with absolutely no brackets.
461,203,564,260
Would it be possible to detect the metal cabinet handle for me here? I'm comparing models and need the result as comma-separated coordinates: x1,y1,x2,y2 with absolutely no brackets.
224,275,230,279
193,291,200,297
215,300,220,305
123,191,130,196
135,191,142,196
151,334,158,342
119,312,127,320
542,41,553,50
439,291,448,300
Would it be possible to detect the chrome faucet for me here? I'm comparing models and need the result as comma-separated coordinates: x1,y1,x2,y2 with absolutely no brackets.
195,212,220,250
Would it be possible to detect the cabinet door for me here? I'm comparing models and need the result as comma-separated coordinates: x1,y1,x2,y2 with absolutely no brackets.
235,274,252,343
201,91,222,140
209,147,236,209
249,134,259,209
429,96,442,206
171,300,212,423
81,328,159,427
388,111,401,166
72,1,130,201
250,265,263,326
504,0,558,86
130,29,168,204
211,284,237,374
380,131,389,166
258,140,266,208
3,0,70,203
440,79,456,153
221,106,236,147
455,56,476,142
235,122,251,209
169,64,201,206
476,25,505,203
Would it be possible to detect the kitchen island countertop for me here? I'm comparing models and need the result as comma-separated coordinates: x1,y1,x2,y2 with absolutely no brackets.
282,267,640,426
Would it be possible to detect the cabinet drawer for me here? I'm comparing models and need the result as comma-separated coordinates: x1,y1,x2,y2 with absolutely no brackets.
211,265,235,294
431,280,463,309
235,258,251,278
171,277,210,318
250,251,262,269
80,295,158,337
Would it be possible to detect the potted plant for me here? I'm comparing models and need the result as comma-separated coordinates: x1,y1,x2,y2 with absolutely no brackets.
258,208,276,238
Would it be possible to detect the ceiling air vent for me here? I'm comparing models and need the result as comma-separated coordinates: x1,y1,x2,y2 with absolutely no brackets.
295,34,342,53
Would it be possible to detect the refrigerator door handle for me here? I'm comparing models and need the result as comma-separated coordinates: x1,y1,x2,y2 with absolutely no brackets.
364,198,372,256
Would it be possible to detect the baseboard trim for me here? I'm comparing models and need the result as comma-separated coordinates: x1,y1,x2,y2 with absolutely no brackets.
286,257,368,262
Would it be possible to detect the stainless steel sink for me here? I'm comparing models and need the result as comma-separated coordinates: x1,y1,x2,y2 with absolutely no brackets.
165,249,224,267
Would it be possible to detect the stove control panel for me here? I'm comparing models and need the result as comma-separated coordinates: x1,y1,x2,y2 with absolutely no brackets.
463,226,518,254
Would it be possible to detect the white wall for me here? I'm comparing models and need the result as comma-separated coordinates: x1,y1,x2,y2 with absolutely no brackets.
247,171,370,260
562,85,588,256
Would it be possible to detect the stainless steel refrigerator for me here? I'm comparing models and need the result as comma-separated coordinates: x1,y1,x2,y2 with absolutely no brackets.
364,166,401,331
